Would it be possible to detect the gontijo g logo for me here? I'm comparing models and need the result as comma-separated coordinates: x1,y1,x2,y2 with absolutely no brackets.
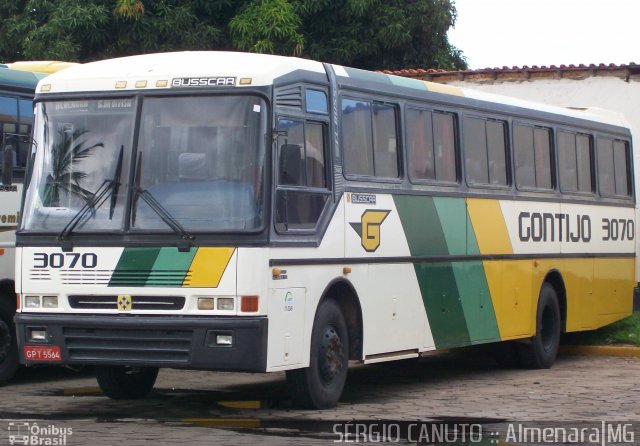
350,210,391,252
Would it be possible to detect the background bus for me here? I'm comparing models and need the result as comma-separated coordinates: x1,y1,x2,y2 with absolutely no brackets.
0,61,75,384
12,52,636,408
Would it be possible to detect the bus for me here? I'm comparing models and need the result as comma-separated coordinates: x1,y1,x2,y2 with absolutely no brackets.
13,52,635,408
0,61,75,384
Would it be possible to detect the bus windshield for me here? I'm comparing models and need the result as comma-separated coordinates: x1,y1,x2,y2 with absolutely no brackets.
21,95,268,233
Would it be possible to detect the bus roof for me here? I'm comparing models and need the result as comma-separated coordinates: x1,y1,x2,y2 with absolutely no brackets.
35,51,629,130
6,61,78,74
333,65,630,129
37,51,325,93
0,65,47,93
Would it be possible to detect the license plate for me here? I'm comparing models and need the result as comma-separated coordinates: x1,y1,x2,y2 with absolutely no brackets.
24,345,62,362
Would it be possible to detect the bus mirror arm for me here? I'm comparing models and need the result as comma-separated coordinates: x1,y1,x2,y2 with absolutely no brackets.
2,144,15,185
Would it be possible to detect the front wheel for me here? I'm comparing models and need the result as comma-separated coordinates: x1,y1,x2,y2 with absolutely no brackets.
95,366,158,400
0,298,18,385
517,283,561,369
287,299,349,409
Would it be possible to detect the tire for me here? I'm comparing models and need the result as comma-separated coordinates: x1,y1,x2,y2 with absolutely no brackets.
517,283,561,369
286,299,349,409
0,298,18,385
95,366,159,400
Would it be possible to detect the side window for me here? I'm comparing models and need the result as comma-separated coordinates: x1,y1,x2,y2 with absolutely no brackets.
514,124,553,189
305,89,328,114
0,96,18,178
464,116,507,186
276,118,329,231
598,137,631,197
406,107,457,183
558,130,593,193
613,140,630,196
342,98,399,179
18,98,35,172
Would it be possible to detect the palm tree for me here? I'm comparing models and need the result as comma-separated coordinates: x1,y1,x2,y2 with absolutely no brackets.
42,128,103,207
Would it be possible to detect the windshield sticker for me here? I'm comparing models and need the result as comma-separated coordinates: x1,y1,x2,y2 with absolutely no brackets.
171,77,236,88
97,99,134,110
52,100,134,115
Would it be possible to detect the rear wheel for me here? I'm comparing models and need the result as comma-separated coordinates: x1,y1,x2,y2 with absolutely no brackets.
95,366,158,400
517,283,561,369
286,299,348,409
0,298,18,385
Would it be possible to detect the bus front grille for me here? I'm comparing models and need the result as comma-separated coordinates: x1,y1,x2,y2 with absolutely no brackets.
63,327,193,363
68,295,186,311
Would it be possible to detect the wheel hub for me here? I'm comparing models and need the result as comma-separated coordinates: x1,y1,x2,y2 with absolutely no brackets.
318,326,344,383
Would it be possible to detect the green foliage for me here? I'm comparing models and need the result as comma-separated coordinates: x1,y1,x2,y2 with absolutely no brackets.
231,0,304,55
296,0,466,70
563,312,640,347
0,0,466,70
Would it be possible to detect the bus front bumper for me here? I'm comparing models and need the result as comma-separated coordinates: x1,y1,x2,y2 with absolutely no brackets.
15,313,268,372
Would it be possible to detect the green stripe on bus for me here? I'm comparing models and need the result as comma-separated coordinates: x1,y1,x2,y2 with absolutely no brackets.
388,75,428,91
393,195,449,256
433,197,466,255
109,247,161,287
393,195,470,348
432,197,499,344
449,207,501,343
451,261,500,343
414,262,471,348
343,67,393,85
146,247,197,286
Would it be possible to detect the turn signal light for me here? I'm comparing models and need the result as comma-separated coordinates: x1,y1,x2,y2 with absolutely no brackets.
240,296,259,312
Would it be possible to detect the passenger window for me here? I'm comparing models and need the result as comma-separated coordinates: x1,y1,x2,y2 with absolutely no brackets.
464,116,507,186
613,140,630,195
276,117,329,231
0,97,18,179
342,98,399,178
406,108,457,183
598,137,631,197
559,130,593,193
514,124,553,190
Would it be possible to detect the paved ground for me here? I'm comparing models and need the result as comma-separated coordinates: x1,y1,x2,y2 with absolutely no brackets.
0,349,638,445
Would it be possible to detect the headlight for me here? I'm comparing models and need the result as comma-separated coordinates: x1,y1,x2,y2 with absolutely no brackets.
197,297,215,311
217,298,235,311
25,296,41,308
42,296,59,309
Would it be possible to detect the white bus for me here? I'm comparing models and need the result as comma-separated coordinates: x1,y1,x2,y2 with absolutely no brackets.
14,52,636,408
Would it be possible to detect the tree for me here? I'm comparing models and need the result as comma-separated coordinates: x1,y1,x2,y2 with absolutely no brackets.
0,0,466,70
296,0,466,70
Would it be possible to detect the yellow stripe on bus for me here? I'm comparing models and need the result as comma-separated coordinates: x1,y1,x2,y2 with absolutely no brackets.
466,199,535,340
183,247,235,288
423,81,464,97
466,198,512,255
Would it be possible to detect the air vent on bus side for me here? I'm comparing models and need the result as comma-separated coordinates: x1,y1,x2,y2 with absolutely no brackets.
275,85,303,109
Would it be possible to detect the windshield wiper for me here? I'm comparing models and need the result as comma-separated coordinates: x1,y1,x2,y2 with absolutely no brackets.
130,153,195,251
134,187,195,252
109,145,124,219
58,179,113,251
58,145,126,251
